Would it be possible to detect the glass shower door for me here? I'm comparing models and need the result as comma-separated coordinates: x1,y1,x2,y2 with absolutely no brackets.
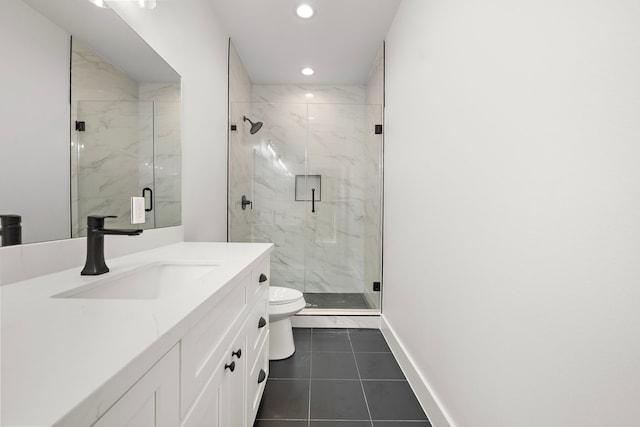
302,103,383,311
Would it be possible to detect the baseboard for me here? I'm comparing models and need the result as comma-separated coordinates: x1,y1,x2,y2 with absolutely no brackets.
381,316,454,427
291,314,381,329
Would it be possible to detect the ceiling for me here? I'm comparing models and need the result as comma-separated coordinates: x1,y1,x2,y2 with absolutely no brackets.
209,0,402,85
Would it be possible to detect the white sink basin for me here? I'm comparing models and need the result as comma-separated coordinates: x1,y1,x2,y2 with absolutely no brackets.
53,261,220,300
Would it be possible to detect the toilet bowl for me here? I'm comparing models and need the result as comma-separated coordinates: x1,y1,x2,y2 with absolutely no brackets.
268,286,306,360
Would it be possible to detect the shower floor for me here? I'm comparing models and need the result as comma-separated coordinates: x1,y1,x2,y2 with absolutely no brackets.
303,292,372,310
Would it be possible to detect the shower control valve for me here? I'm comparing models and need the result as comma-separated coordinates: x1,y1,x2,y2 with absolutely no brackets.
241,195,253,210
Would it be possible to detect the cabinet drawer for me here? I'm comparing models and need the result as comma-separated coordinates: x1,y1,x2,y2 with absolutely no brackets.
248,257,270,306
246,286,269,369
181,274,248,416
246,330,269,426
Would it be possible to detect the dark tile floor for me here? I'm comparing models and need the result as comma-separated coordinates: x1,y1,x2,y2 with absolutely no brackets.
303,293,372,309
254,328,431,427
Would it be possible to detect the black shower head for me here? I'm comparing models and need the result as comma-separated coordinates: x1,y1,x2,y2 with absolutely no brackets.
243,116,263,135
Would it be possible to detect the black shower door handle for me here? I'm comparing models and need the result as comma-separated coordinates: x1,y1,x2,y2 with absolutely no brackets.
142,187,153,212
311,188,316,213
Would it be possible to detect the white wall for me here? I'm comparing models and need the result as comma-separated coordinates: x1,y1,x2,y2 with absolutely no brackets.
109,0,230,242
383,1,640,426
0,0,70,244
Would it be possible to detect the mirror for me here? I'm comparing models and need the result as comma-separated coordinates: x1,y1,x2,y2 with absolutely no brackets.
0,0,181,245
71,38,181,236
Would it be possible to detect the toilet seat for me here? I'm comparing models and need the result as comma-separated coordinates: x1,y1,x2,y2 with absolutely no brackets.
269,286,304,305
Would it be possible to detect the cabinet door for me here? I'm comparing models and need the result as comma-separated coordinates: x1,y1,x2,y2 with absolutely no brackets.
92,345,179,427
180,356,225,427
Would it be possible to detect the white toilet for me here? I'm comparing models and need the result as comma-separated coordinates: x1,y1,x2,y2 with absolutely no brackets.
268,286,306,360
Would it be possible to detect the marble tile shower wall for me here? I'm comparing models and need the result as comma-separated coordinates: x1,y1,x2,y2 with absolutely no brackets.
71,39,180,236
234,85,383,296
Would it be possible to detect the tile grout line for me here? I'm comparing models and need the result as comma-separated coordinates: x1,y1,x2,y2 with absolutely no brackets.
347,329,375,427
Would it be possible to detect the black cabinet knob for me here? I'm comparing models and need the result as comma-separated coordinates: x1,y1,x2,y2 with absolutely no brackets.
258,316,267,329
225,361,236,372
232,349,242,359
257,368,267,384
259,273,268,283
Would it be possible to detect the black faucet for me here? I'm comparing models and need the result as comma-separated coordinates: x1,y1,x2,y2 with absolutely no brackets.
81,215,143,276
0,214,22,247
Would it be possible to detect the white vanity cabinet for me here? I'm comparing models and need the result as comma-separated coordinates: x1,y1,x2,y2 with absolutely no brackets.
40,247,273,427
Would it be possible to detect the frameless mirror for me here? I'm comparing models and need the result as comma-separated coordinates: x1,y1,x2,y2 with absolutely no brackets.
0,0,181,245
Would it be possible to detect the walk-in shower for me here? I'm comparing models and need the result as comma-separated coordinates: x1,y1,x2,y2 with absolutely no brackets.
228,86,383,312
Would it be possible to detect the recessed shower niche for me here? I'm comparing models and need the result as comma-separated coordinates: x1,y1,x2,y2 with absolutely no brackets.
295,175,321,202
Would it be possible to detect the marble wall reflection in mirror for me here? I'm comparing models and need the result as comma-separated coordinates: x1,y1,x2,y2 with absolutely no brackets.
0,0,181,245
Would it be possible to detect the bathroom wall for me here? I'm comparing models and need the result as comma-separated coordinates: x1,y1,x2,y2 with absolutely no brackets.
383,0,640,425
0,0,70,244
109,0,230,243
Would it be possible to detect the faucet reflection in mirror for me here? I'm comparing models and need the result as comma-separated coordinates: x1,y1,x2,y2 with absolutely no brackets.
71,39,181,238
0,215,22,247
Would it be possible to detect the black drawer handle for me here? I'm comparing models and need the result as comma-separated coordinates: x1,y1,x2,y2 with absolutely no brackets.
259,273,268,283
257,369,266,384
258,316,267,329
225,361,236,372
232,348,242,359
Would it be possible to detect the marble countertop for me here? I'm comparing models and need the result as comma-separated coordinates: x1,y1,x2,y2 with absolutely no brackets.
0,242,273,427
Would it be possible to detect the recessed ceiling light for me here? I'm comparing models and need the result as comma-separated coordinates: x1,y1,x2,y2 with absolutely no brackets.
305,93,314,98
301,67,314,76
296,4,315,19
